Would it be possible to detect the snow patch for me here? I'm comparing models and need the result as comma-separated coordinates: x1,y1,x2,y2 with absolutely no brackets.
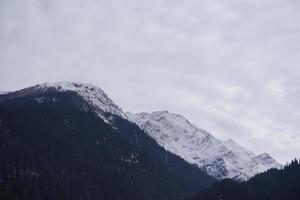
0,91,10,95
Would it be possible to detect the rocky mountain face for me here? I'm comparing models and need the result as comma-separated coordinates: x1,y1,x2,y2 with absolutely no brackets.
127,111,282,181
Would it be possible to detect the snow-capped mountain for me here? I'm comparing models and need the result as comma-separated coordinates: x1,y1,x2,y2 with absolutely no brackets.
0,82,217,199
0,82,127,123
127,111,282,181
1,82,281,181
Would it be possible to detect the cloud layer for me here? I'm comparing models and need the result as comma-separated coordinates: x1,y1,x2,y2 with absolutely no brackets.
1,0,300,163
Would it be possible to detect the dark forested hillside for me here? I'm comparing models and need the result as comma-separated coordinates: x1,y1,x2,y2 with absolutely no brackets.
189,159,300,200
113,116,216,194
0,91,215,200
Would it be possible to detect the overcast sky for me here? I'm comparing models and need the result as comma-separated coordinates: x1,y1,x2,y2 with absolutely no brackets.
1,0,300,163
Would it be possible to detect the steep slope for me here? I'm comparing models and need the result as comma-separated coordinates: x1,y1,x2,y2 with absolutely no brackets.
0,82,216,200
189,159,300,200
127,111,281,181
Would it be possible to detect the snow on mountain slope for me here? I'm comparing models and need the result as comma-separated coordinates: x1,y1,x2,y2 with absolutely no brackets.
127,111,282,181
37,82,127,119
0,82,127,123
0,91,10,95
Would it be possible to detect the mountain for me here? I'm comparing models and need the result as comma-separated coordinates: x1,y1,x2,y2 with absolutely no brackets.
0,82,126,123
0,82,216,200
127,111,281,181
188,159,300,200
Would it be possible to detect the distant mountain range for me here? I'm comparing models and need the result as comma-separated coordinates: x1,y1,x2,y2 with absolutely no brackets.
0,82,282,199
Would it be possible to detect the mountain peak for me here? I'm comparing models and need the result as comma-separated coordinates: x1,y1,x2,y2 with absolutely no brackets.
254,153,282,169
2,82,127,123
257,153,272,158
40,82,126,120
131,110,208,131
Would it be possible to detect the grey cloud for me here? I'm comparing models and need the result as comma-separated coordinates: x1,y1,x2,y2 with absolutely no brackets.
1,0,300,163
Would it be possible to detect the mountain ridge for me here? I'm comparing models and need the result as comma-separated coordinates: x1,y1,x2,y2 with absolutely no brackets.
127,111,282,181
0,82,282,181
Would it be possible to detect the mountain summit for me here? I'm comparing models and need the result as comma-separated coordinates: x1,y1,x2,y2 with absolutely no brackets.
127,111,282,181
0,82,127,123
